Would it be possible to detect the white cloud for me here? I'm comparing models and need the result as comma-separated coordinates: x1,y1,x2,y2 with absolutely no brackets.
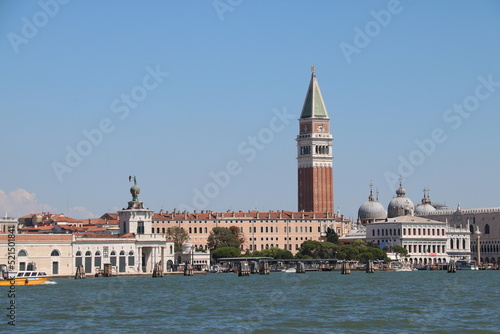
0,189,95,219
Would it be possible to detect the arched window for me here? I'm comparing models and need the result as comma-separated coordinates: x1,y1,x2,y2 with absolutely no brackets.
128,251,135,266
50,250,60,256
18,250,27,257
485,224,490,234
95,251,102,267
110,251,117,266
75,250,82,269
85,251,92,256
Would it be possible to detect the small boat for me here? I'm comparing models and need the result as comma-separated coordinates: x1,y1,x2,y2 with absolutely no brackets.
0,271,52,286
393,267,413,272
283,268,296,273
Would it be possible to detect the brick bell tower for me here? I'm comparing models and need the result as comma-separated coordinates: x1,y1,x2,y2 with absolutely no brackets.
297,67,334,213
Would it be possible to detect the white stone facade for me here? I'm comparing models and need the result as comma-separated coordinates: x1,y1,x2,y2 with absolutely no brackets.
366,215,470,266
419,206,500,264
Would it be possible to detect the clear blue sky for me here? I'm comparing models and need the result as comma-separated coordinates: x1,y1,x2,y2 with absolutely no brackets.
1,0,500,220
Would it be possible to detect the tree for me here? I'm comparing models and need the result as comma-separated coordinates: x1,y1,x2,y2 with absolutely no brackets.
212,247,241,260
229,225,245,245
166,227,189,252
207,227,242,251
296,240,339,259
325,227,340,245
336,245,359,260
392,245,408,260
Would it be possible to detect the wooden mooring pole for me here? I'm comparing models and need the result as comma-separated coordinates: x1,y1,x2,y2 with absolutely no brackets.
74,265,86,279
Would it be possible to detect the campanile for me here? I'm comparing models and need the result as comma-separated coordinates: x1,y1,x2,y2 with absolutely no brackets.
297,67,334,213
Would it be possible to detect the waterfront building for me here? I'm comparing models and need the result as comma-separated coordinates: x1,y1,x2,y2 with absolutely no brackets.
365,215,470,265
297,67,334,213
152,209,350,255
175,242,210,271
418,204,500,265
361,182,471,265
0,184,174,276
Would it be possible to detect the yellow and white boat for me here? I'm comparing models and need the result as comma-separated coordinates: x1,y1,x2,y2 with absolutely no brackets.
0,271,52,286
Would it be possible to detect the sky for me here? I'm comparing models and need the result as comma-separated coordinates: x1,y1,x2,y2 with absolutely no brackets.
1,0,500,220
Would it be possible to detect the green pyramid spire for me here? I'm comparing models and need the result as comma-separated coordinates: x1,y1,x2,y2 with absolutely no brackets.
300,67,329,119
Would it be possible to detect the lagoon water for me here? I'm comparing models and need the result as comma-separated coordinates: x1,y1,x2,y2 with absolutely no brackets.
4,270,499,333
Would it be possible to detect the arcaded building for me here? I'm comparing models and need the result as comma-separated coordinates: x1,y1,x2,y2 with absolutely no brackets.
418,205,500,265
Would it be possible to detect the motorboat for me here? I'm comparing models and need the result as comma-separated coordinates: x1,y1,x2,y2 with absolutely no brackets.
0,271,52,286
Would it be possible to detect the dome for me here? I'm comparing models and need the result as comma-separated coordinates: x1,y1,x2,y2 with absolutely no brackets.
415,203,436,215
358,200,387,221
387,179,414,218
388,196,415,218
358,185,387,222
414,188,436,215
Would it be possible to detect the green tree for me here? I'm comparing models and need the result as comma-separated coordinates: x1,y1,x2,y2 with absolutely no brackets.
296,240,339,259
392,245,408,260
207,227,242,251
229,225,245,244
325,227,340,245
212,247,241,260
358,251,376,262
336,245,359,260
166,227,189,252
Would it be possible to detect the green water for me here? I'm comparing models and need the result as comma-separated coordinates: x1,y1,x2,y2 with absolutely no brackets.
3,270,499,333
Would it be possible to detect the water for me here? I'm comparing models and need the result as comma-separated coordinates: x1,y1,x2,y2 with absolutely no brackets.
3,271,499,333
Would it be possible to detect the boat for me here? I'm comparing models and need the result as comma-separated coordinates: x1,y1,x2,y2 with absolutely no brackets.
0,271,52,286
283,268,296,273
455,260,479,270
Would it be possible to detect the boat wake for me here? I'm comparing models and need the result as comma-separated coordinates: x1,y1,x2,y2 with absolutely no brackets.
42,281,57,285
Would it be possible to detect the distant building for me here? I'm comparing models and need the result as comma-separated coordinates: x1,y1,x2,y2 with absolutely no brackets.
152,209,350,255
0,183,174,276
0,216,18,234
297,67,334,213
418,204,500,265
359,181,471,266
365,215,471,266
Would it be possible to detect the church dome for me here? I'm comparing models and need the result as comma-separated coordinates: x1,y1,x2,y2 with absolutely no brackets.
387,179,414,218
415,188,436,215
358,185,387,222
415,203,436,215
